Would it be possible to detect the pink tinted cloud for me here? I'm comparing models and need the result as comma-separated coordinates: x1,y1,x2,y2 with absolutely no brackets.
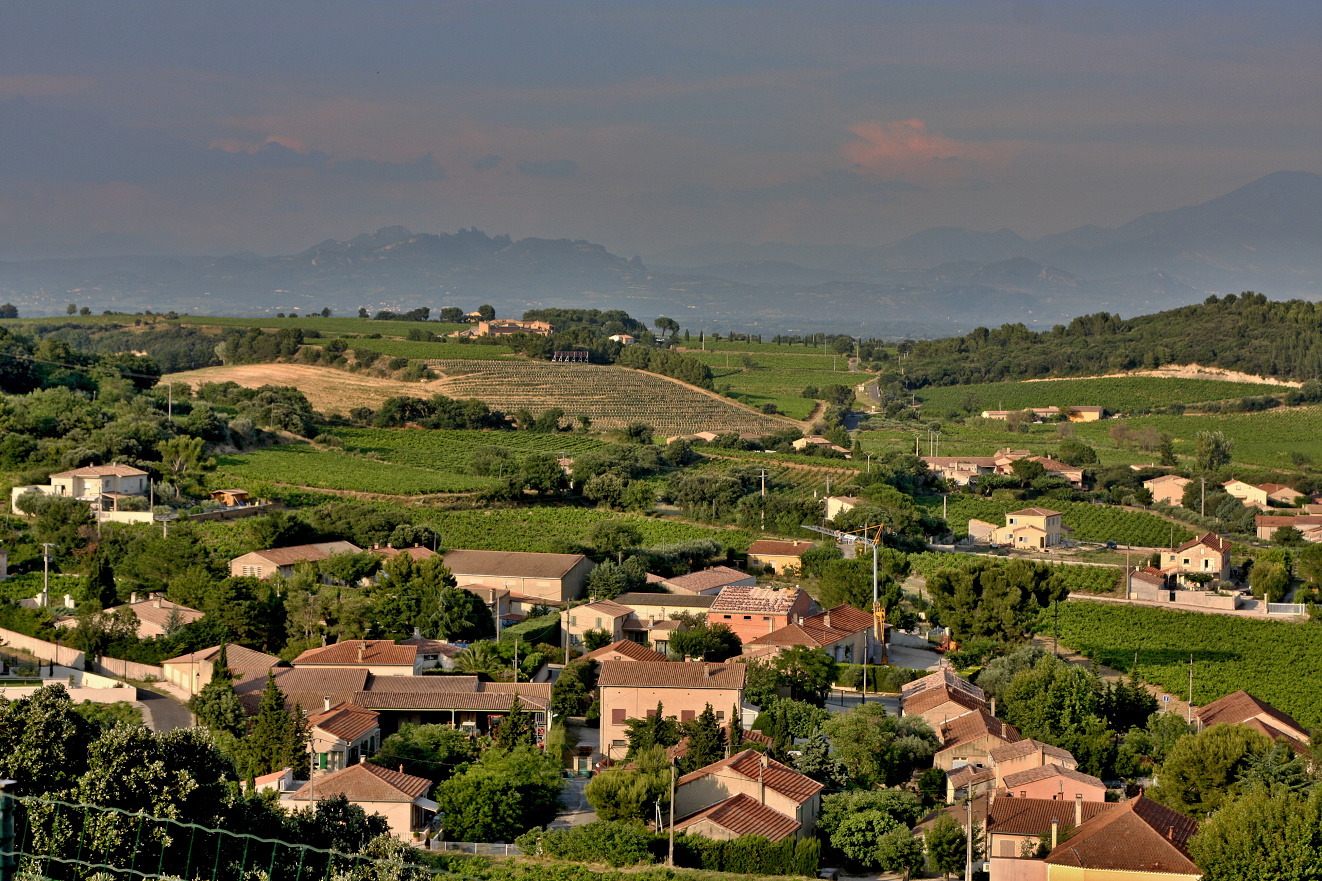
842,119,1022,183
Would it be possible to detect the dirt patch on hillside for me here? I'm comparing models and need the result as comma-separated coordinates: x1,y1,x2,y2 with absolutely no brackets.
1021,364,1300,387
164,364,450,411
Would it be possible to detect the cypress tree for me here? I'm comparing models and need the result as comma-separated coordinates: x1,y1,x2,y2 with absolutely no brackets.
679,704,725,773
190,645,247,738
242,672,308,779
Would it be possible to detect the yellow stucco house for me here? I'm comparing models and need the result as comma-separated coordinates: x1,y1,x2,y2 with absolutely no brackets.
992,508,1064,549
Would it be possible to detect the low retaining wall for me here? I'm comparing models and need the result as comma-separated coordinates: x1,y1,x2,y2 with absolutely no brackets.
0,680,138,703
0,627,85,669
92,657,165,682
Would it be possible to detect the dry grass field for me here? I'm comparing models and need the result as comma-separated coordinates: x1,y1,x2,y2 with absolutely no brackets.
165,360,794,437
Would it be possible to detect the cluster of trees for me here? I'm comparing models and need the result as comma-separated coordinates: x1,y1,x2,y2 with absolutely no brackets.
903,293,1322,387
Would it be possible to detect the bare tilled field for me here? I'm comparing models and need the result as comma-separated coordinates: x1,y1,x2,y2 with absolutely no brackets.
165,361,793,436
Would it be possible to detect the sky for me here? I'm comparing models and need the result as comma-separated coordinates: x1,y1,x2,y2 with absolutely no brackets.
1,1,1319,260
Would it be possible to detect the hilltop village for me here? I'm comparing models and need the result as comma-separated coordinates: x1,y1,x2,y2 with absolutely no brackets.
2,300,1322,880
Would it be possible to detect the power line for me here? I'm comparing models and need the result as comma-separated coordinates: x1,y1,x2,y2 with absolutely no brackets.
0,350,164,382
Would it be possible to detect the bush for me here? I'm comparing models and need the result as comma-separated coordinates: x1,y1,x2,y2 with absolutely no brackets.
517,820,657,867
674,833,820,877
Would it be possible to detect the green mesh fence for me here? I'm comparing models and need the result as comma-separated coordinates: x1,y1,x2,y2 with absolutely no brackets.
0,792,444,881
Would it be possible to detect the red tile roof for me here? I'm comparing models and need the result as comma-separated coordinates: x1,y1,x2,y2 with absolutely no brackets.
709,585,806,614
903,684,987,718
116,598,204,631
947,765,995,790
241,541,363,567
988,796,1113,836
988,738,1075,765
294,640,417,667
585,640,668,662
1007,507,1062,517
1043,794,1199,874
1000,764,1104,792
677,749,823,804
663,566,754,594
746,540,814,558
161,643,280,669
744,623,847,648
940,709,1021,749
1175,532,1231,555
615,592,716,609
902,668,986,703
50,464,148,478
803,604,873,634
598,660,746,690
1194,690,1309,741
373,545,438,561
352,691,550,712
287,762,431,803
674,793,800,841
308,703,380,742
442,549,589,579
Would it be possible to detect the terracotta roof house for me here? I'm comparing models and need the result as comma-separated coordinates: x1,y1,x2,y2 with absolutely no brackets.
903,684,987,730
948,739,1078,804
791,435,850,456
746,540,814,575
1029,456,1085,488
707,585,814,644
985,794,1112,862
903,668,987,704
350,680,551,741
562,599,634,648
1161,533,1231,584
824,496,862,520
598,661,746,755
999,764,1106,802
743,605,878,664
283,762,436,841
107,595,204,638
674,749,823,841
991,508,1064,549
161,643,281,696
584,640,668,663
1128,566,1169,600
1040,793,1200,879
442,549,595,602
662,566,757,596
293,640,423,676
1144,474,1191,506
229,541,363,580
371,544,438,562
934,709,1021,771
11,463,151,521
235,668,373,717
1255,513,1322,542
1194,690,1310,747
1065,406,1105,422
613,592,717,654
946,765,997,803
308,702,381,776
922,456,1000,486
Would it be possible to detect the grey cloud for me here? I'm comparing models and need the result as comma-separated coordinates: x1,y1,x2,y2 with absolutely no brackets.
646,171,919,209
330,154,446,182
517,159,579,179
473,153,502,171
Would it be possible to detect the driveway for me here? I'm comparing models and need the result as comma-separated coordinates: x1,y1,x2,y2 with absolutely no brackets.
549,776,596,829
139,689,194,732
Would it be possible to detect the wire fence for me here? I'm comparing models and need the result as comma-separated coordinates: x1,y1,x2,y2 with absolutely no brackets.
0,792,435,881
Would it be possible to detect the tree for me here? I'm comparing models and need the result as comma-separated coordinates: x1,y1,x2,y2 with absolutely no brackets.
926,558,1066,644
623,702,681,758
1058,438,1099,466
1249,561,1291,603
1151,723,1275,818
1273,525,1307,547
771,646,838,706
833,810,922,873
821,703,938,788
667,621,742,662
1190,786,1322,881
191,645,247,737
0,685,98,795
654,316,679,338
551,659,598,718
369,723,477,786
477,304,495,320
581,628,614,651
925,813,967,880
585,745,670,821
590,520,643,563
678,704,725,773
242,672,310,779
792,733,848,789
492,697,536,750
1195,430,1234,471
81,551,119,609
433,746,563,842
0,303,17,319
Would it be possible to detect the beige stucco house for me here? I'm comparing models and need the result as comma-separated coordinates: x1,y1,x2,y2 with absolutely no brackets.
674,750,823,841
307,701,381,777
746,540,815,574
598,660,746,757
562,599,634,647
1143,474,1191,506
443,549,595,602
992,508,1063,549
105,595,204,638
228,541,363,579
283,762,436,841
161,643,281,696
1161,533,1231,584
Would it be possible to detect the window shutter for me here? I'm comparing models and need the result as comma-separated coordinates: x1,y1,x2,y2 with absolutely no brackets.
611,708,626,724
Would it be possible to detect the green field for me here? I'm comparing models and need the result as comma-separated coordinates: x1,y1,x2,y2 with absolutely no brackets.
215,445,494,494
1070,407,1322,470
326,338,517,361
425,508,760,554
327,427,607,472
916,376,1296,417
907,551,1122,595
1058,601,1322,727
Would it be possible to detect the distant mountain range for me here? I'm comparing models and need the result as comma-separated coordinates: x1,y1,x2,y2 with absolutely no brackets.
3,171,1321,337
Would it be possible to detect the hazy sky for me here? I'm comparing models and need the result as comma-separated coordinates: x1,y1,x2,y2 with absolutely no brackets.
2,1,1319,259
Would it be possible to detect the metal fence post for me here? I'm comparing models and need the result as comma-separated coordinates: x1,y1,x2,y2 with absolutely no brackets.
0,779,16,881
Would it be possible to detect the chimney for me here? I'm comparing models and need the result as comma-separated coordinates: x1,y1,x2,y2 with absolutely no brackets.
413,626,421,639
1075,793,1082,827
154,598,162,609
1051,818,1059,850
324,696,331,713
989,697,996,716
1168,825,1175,840
703,662,711,679
399,764,404,773
357,643,365,663
824,611,831,629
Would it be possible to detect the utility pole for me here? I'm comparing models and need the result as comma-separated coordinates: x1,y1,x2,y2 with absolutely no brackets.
667,761,677,866
40,543,54,606
1187,654,1194,722
1201,477,1206,518
865,452,872,473
965,795,974,881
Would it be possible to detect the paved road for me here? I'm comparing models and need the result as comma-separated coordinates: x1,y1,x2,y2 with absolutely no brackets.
139,689,194,732
549,776,596,829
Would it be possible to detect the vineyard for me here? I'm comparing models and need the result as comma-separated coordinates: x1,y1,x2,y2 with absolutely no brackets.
333,338,517,360
1057,601,1322,728
420,508,760,554
926,496,1194,548
710,367,862,419
907,551,1122,596
687,453,860,497
917,375,1295,416
327,427,606,471
425,360,792,436
177,315,468,337
214,445,494,494
1071,406,1322,470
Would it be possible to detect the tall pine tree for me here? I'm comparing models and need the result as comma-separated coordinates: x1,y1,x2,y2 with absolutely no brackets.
190,645,248,738
679,704,725,774
242,672,309,780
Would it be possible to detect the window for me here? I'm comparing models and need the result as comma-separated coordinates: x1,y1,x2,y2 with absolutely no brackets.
715,711,724,722
762,616,770,621
681,710,696,722
611,708,626,724
743,615,751,620
569,616,577,626
723,615,732,619
646,709,657,717
595,617,602,628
